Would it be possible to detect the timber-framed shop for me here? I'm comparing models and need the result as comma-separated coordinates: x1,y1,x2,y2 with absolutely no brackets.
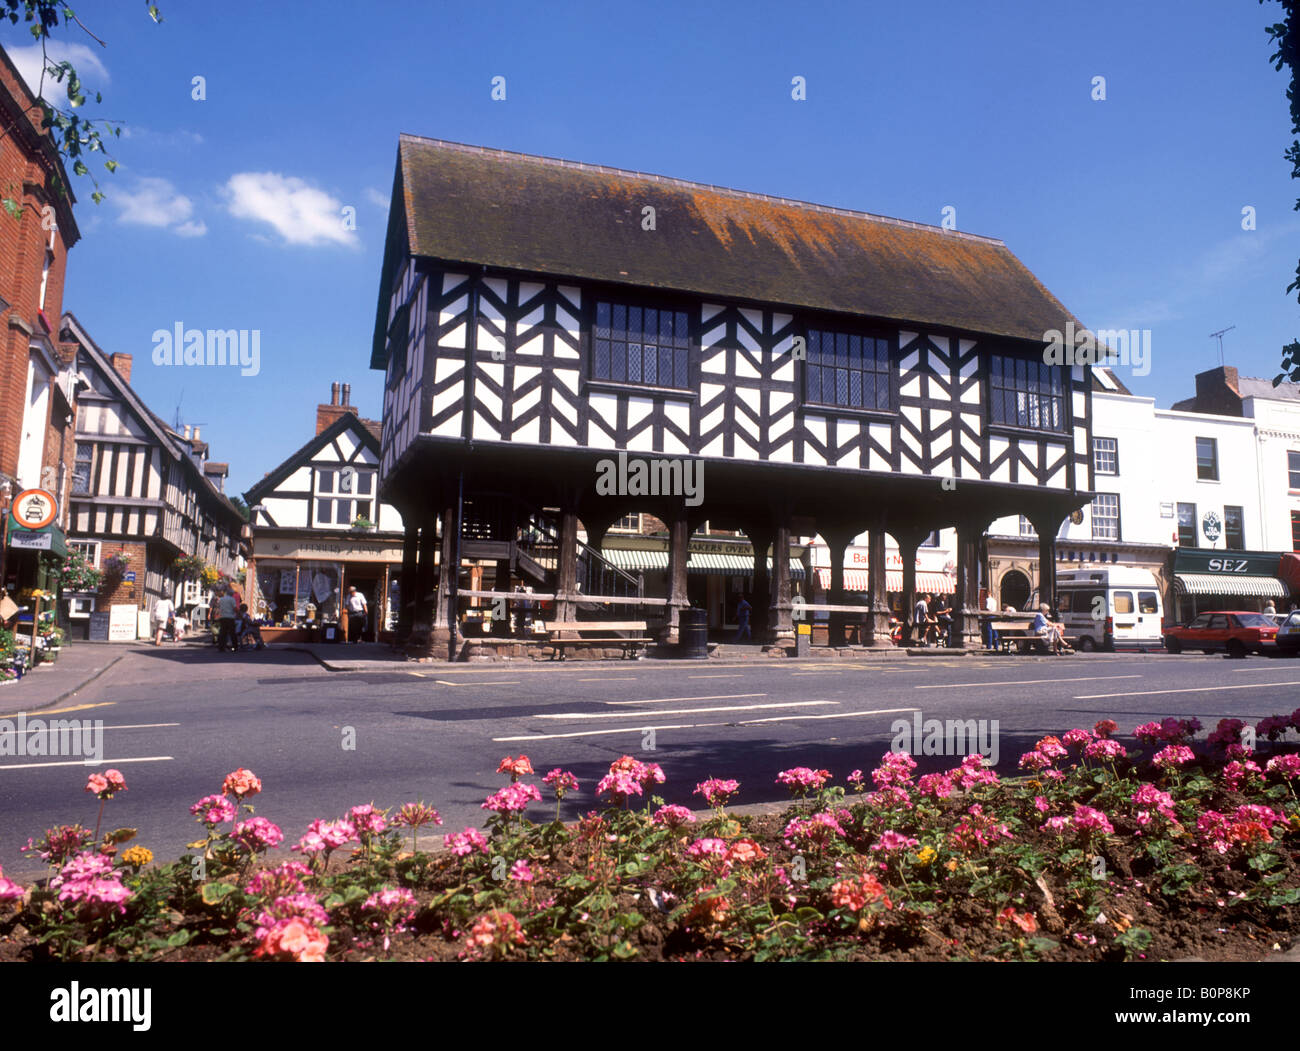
370,136,1096,658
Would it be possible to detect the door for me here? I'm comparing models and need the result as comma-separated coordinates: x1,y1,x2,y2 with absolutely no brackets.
1205,613,1230,652
1110,590,1137,644
1135,590,1162,643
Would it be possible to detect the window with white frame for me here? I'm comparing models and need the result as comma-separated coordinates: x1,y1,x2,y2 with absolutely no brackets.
1018,516,1037,538
1091,493,1120,539
608,513,642,533
69,540,100,567
1092,437,1118,475
314,466,374,527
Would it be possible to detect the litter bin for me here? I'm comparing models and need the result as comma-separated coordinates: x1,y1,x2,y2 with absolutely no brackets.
679,607,709,659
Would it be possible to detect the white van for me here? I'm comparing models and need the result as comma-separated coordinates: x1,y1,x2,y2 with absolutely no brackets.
1048,568,1164,651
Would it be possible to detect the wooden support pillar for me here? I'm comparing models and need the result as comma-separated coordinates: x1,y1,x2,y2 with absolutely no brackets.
661,507,690,645
823,526,855,647
747,526,772,638
398,522,418,639
898,530,922,645
954,519,983,649
766,518,793,645
433,503,455,632
555,508,579,628
866,522,891,646
1031,511,1061,616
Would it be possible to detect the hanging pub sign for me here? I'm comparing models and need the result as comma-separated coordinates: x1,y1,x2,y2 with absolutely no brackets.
1201,511,1222,543
11,489,57,530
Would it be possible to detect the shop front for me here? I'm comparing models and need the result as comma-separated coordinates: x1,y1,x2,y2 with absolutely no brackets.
1170,548,1292,623
248,534,403,643
808,544,956,642
601,538,807,633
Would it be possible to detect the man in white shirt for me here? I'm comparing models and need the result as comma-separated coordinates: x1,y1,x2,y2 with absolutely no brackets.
153,595,175,646
345,586,368,643
983,593,999,651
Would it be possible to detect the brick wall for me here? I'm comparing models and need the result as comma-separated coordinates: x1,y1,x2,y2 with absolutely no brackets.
96,541,149,610
0,48,77,483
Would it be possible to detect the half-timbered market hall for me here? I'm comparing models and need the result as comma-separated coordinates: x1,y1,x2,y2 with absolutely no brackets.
372,136,1099,658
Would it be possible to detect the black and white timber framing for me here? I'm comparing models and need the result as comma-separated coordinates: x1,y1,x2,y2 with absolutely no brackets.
372,136,1095,653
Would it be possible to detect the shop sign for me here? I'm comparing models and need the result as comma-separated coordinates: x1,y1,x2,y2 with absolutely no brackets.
1201,512,1222,543
9,530,52,550
1173,549,1280,575
108,604,138,641
254,538,399,560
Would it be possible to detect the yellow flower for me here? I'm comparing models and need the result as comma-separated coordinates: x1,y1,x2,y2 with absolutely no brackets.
915,846,937,867
121,846,153,868
945,858,959,872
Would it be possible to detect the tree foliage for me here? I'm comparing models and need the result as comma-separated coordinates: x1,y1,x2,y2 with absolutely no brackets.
2,1,161,214
1260,2,1300,383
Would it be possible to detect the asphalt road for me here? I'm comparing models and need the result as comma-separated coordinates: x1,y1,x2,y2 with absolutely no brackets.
3,645,1299,877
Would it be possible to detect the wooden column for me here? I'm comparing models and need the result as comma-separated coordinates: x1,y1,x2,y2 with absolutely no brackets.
823,527,854,647
554,508,579,628
1031,511,1061,616
433,503,455,631
866,522,891,646
954,519,983,649
766,518,793,645
662,506,689,645
899,530,922,645
747,526,773,638
398,522,418,638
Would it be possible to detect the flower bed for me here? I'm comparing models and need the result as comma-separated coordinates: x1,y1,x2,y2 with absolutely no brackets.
1,714,1298,962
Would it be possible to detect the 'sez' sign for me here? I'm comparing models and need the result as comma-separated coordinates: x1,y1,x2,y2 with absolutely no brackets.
1206,558,1248,572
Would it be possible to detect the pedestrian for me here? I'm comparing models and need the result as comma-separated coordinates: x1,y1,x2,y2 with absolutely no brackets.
912,592,931,646
345,586,368,643
1264,600,1277,616
237,604,265,650
173,609,188,641
1031,602,1072,656
935,595,953,646
735,594,752,642
983,592,999,651
152,594,175,646
216,587,239,652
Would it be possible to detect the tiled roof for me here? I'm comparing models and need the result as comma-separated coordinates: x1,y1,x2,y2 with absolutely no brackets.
373,136,1086,366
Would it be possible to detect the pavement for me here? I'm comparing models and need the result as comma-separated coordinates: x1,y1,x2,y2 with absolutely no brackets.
0,641,133,712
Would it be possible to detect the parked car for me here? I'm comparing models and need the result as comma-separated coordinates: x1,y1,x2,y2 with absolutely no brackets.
1163,611,1279,658
1276,611,1300,655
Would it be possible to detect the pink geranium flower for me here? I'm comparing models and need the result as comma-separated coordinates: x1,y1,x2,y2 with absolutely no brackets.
222,768,262,800
190,794,237,826
694,778,739,808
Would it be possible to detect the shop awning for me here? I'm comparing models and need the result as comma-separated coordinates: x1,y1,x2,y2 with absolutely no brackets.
602,549,804,580
5,519,67,559
1174,573,1288,598
814,568,955,594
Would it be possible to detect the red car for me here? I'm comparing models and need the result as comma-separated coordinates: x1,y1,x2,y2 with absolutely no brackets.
1163,611,1278,658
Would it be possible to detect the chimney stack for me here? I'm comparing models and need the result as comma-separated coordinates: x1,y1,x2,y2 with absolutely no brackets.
193,426,201,442
342,383,351,406
331,382,340,406
184,425,192,440
317,380,355,436
109,353,133,383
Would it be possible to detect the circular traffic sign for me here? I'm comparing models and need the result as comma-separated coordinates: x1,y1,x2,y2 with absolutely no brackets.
12,489,58,530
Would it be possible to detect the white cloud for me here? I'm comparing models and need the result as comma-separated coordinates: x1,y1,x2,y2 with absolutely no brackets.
365,187,389,209
7,41,109,105
111,176,205,236
222,172,356,247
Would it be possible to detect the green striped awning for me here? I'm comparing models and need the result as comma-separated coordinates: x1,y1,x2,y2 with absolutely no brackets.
601,549,804,580
1174,573,1287,598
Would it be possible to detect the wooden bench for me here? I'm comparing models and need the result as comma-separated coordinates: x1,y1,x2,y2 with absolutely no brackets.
990,620,1077,654
544,621,652,661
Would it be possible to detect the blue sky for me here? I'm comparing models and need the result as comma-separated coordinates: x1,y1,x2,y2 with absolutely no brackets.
3,0,1297,496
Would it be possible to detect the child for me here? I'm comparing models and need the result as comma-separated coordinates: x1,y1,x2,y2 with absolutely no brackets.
237,604,265,650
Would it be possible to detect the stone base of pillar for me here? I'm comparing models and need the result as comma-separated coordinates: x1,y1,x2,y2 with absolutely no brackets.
761,642,794,657
657,606,687,646
959,609,983,649
405,623,453,660
867,606,893,646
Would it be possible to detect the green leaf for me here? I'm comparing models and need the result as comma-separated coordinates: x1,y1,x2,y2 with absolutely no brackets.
795,907,823,923
200,882,236,906
166,930,192,947
104,159,118,173
1268,887,1300,907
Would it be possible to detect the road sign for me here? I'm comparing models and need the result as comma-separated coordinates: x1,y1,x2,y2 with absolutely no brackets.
11,489,57,530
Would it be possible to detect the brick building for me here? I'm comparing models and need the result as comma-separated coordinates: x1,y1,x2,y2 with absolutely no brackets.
0,43,81,597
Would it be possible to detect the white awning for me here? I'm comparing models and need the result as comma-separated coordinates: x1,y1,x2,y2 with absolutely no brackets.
1174,573,1287,598
601,549,804,579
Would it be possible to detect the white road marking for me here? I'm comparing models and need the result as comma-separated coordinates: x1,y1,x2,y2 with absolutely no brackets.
915,675,1141,690
1075,681,1300,700
792,672,841,677
493,706,918,742
688,674,742,679
606,693,765,705
0,721,180,738
579,677,636,682
738,707,918,724
0,756,174,771
538,701,834,720
433,680,521,687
